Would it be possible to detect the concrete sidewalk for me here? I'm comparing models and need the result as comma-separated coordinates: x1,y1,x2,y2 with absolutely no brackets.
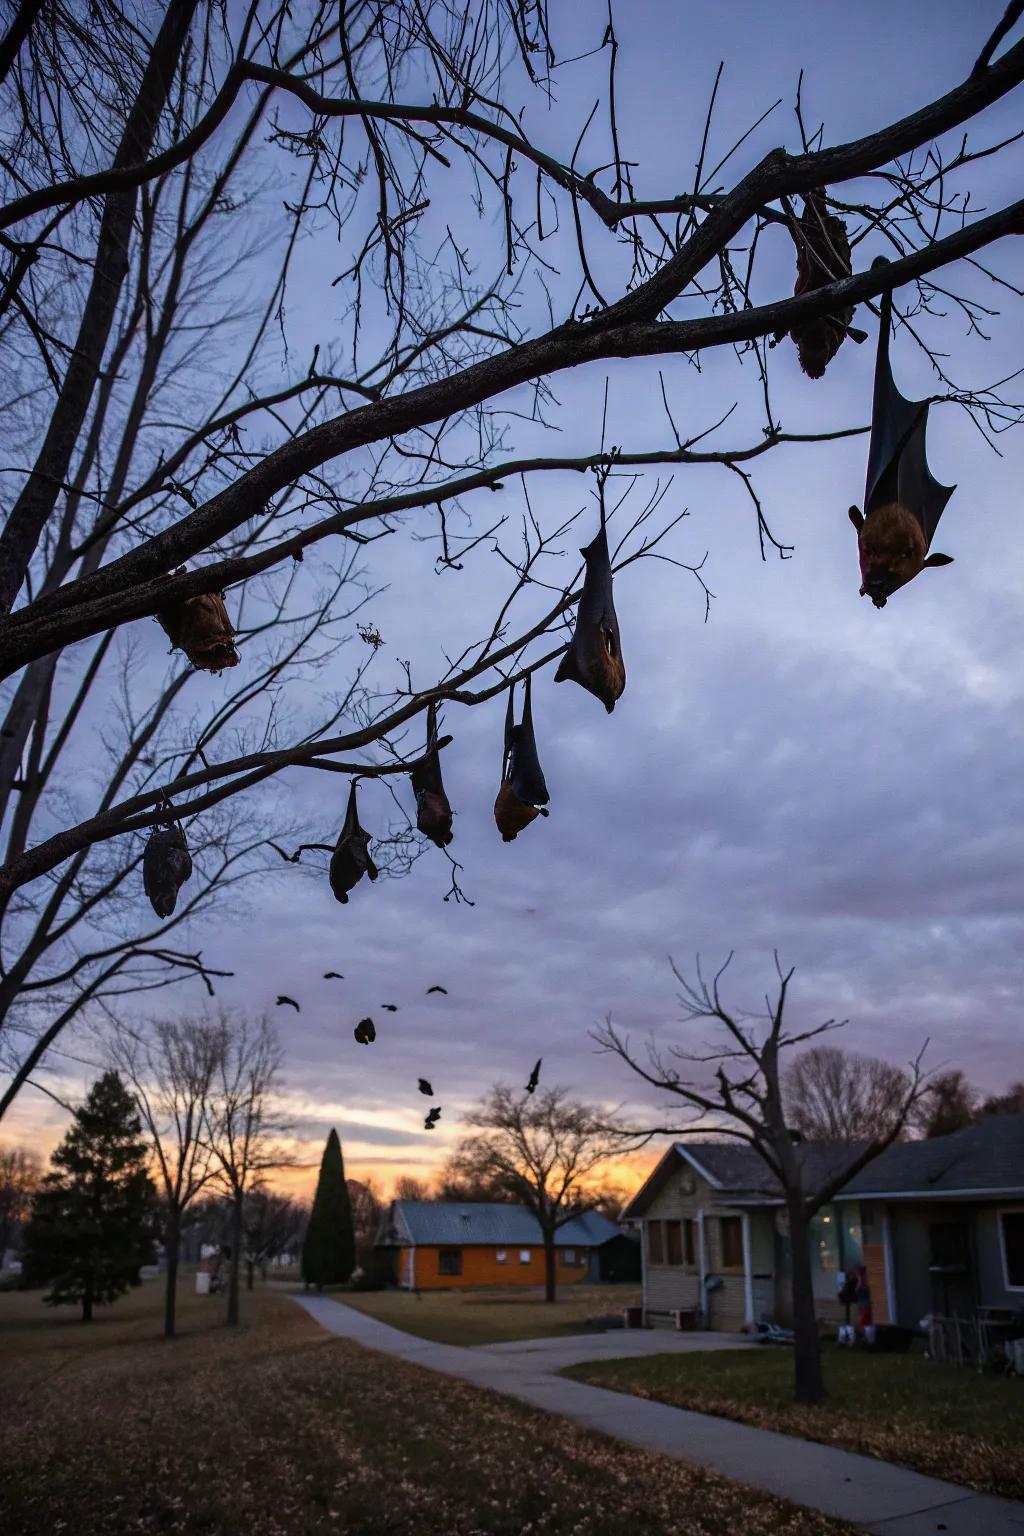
293,1294,1024,1535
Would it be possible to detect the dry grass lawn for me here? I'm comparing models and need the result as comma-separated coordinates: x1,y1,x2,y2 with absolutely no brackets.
565,1345,1024,1499
340,1280,641,1344
0,1280,852,1536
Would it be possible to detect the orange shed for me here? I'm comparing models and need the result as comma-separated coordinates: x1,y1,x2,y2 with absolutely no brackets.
376,1200,628,1289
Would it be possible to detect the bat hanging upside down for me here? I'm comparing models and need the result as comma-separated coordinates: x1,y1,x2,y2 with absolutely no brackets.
850,259,955,609
329,781,379,903
555,510,625,711
142,820,192,918
494,674,550,842
777,187,866,378
410,701,454,848
157,575,240,673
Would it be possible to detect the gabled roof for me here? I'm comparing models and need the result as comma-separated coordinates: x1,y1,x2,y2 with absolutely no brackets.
621,1115,1024,1218
378,1201,623,1249
843,1115,1024,1198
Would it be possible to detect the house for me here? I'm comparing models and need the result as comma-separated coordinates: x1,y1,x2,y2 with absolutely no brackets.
375,1200,629,1289
623,1116,1024,1332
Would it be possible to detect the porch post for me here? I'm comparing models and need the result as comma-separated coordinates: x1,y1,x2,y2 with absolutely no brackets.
696,1208,707,1326
639,1220,648,1321
740,1211,755,1329
881,1207,896,1324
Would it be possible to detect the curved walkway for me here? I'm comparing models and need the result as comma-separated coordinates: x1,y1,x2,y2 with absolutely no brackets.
292,1294,1024,1535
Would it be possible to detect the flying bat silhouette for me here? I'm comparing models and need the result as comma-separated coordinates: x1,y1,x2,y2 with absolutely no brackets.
525,1058,542,1095
329,781,379,903
849,259,955,609
494,675,550,842
276,995,300,1012
424,1106,442,1130
142,821,193,919
354,1018,376,1045
156,583,240,673
555,508,624,711
426,985,447,995
777,188,866,378
381,1004,399,1012
410,700,454,848
323,971,344,979
418,1078,433,1096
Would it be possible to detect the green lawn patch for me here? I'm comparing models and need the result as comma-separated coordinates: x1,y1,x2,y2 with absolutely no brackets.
0,1280,849,1536
339,1281,642,1345
564,1344,1024,1498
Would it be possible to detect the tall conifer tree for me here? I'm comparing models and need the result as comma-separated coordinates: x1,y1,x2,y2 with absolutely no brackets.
24,1072,157,1321
301,1129,355,1289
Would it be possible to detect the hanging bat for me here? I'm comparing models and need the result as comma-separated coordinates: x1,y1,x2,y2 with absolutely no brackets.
426,985,447,995
276,995,300,1012
424,1106,442,1130
409,700,454,848
354,1017,376,1044
381,1003,399,1012
554,510,625,711
525,1057,542,1095
777,188,866,378
142,821,193,918
156,579,239,673
494,675,550,842
324,971,344,979
418,1078,433,1096
849,259,955,609
329,781,379,903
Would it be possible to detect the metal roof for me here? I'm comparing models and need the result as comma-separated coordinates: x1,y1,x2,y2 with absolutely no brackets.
380,1201,623,1248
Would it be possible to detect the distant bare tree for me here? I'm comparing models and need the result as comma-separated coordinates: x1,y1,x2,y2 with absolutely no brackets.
242,1184,306,1289
784,1045,911,1143
0,1144,40,1258
596,955,926,1404
980,1080,1024,1116
914,1068,980,1138
205,1013,291,1326
107,1014,225,1337
450,1085,623,1302
393,1175,430,1202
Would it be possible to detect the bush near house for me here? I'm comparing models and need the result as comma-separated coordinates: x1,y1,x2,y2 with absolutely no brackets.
564,1345,1024,1498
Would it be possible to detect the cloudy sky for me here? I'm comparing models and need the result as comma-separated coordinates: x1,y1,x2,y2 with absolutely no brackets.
5,0,1023,1197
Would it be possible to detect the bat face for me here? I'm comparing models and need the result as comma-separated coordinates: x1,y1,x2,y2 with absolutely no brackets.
849,504,952,608
415,789,454,848
157,592,239,672
493,780,544,842
554,521,625,712
142,824,193,918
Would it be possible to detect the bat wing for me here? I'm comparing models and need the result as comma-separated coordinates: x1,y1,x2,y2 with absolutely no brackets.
410,701,445,800
554,515,625,711
508,675,549,807
865,262,955,546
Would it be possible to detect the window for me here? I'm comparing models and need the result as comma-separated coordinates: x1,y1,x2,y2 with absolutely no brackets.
720,1216,744,1269
665,1221,683,1266
519,1249,531,1264
559,1248,577,1267
647,1220,664,1265
438,1248,462,1276
1001,1211,1024,1288
683,1218,696,1267
496,1249,507,1264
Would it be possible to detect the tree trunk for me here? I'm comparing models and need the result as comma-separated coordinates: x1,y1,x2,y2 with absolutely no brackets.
788,1196,826,1404
226,1190,242,1327
163,1207,180,1339
246,1259,254,1292
542,1230,556,1303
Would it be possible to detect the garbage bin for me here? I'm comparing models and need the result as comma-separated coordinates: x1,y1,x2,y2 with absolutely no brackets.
674,1308,698,1331
623,1305,644,1329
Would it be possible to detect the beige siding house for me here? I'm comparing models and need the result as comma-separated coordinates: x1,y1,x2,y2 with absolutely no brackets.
625,1118,1024,1334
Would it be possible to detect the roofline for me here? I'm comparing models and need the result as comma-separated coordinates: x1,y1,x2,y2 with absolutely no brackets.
674,1144,725,1190
847,1185,1024,1202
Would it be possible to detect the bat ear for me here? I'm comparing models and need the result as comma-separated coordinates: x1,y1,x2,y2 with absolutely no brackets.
848,505,864,532
922,552,953,568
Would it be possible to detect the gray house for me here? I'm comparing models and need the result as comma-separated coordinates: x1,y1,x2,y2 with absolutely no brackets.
622,1115,1024,1332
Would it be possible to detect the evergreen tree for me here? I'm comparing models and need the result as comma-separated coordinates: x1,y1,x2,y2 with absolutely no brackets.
23,1071,157,1321
301,1129,355,1289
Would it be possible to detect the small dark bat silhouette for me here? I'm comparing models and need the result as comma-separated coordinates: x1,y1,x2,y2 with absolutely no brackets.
424,1106,442,1130
381,1004,399,1012
354,1018,376,1045
276,995,300,1012
323,971,344,979
525,1058,542,1095
426,985,448,995
418,1078,433,1096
